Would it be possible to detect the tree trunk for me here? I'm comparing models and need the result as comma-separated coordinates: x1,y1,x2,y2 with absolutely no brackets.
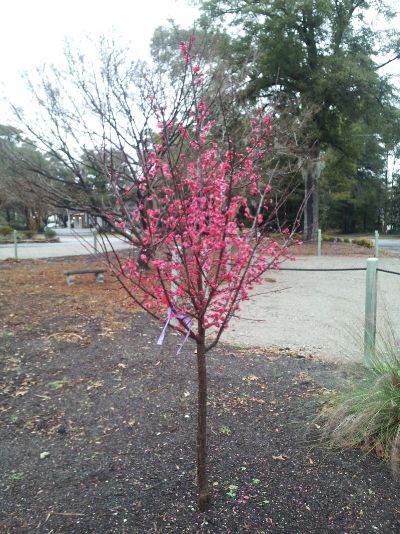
196,334,210,512
302,143,321,242
24,208,34,231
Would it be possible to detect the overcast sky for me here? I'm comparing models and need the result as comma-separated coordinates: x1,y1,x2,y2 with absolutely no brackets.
0,0,198,119
1,0,399,122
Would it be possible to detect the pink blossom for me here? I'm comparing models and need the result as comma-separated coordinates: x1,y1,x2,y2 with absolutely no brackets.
105,38,295,342
180,41,190,64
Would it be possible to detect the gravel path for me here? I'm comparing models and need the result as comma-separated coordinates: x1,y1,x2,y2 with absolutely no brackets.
223,255,400,362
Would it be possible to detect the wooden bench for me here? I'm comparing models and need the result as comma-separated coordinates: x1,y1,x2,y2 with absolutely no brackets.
64,268,106,285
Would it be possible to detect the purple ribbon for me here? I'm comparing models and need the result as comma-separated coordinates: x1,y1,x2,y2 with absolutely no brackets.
157,307,192,354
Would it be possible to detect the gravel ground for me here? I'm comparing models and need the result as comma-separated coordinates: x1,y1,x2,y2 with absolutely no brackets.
224,255,400,362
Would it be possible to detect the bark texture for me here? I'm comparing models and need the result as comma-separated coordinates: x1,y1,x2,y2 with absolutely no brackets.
302,144,321,242
196,335,210,512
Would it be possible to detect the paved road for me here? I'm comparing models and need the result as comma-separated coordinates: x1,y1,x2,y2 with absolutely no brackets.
0,232,129,260
223,255,400,363
379,239,400,253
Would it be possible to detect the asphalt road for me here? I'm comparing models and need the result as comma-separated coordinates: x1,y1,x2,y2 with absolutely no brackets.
378,238,400,253
0,232,129,260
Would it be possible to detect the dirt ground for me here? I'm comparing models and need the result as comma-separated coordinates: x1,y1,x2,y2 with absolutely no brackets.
1,244,400,533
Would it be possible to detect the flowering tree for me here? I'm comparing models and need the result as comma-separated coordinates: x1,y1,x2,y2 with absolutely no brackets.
103,37,300,511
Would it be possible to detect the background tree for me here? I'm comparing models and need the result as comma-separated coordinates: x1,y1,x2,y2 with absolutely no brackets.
8,37,216,243
320,122,385,233
9,34,310,245
151,24,316,232
198,0,400,239
0,125,62,230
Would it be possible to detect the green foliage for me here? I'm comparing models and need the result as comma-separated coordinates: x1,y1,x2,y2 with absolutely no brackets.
219,425,232,436
318,336,400,474
321,235,372,248
320,123,388,233
322,235,335,242
48,378,70,390
0,224,13,236
44,228,57,239
151,25,232,78
23,230,35,239
0,124,63,230
8,470,25,481
226,483,238,498
388,171,400,232
200,0,400,233
354,238,373,249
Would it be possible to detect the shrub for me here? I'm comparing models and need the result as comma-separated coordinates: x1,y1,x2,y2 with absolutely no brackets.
44,228,57,239
24,230,35,239
322,235,335,242
354,238,373,248
343,238,350,243
0,225,13,236
317,337,400,475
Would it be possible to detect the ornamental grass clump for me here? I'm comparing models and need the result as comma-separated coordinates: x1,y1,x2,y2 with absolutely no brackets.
318,334,400,475
0,224,13,236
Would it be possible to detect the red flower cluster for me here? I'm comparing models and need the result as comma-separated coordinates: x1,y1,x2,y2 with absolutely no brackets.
109,39,295,343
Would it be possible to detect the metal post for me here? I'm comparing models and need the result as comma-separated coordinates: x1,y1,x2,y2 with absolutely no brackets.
93,230,98,253
13,230,18,260
374,230,379,258
364,258,378,364
317,229,322,257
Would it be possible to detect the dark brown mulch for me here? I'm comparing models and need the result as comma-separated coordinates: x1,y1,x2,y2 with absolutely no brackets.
1,253,400,533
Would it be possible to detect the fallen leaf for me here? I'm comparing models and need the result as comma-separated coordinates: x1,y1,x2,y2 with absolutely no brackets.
375,442,385,459
14,389,29,397
272,454,289,461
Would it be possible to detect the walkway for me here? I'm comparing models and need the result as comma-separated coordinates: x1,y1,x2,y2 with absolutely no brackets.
223,255,400,362
0,230,129,260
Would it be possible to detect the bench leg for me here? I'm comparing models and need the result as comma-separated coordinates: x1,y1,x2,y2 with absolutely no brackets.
96,273,104,283
66,275,75,285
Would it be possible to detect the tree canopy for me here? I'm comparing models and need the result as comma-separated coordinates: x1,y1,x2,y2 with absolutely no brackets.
197,0,400,238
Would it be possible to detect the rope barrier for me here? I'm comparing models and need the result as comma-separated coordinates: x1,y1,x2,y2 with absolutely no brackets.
377,268,400,276
266,256,399,364
275,267,400,275
279,267,366,272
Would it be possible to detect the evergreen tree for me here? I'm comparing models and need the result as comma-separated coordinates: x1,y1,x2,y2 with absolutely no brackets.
199,0,400,238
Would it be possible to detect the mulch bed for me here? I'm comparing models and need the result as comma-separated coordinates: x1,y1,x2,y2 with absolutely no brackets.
1,248,400,532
